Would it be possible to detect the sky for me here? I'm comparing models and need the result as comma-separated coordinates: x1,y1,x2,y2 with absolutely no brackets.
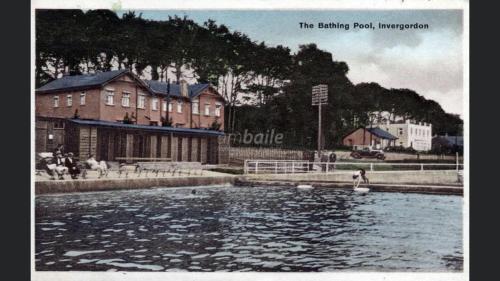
118,10,464,116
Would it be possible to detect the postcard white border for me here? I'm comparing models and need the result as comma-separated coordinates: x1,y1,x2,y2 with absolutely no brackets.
31,1,470,281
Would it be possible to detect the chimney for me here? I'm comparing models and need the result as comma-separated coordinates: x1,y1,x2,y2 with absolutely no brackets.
180,80,188,97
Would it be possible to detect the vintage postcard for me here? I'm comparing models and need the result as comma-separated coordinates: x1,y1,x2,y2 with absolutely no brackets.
32,1,469,280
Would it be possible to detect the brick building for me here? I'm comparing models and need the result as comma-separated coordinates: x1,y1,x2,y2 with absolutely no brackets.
35,70,226,164
342,127,398,150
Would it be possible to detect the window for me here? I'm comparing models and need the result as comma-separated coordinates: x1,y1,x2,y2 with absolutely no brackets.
177,101,183,113
399,128,403,135
168,102,173,112
192,98,199,114
138,94,146,109
162,101,167,112
204,103,210,116
215,102,222,117
105,90,114,105
53,96,59,107
80,92,86,105
122,92,130,107
152,97,159,111
53,120,64,129
66,94,72,106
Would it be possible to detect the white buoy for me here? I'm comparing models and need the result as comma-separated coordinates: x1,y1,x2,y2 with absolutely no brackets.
297,184,314,189
354,187,370,193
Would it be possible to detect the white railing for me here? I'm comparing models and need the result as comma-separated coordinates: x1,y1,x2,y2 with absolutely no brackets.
243,160,464,174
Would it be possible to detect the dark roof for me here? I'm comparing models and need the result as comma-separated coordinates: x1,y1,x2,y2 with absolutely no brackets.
435,135,463,146
36,70,131,93
367,127,398,140
144,80,210,99
68,119,224,136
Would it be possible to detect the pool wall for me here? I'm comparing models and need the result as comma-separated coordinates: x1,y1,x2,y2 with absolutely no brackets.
35,176,237,195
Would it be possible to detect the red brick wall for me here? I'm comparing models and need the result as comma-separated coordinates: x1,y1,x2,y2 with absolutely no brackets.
97,76,160,125
35,88,101,120
36,73,225,130
342,128,381,146
191,88,225,130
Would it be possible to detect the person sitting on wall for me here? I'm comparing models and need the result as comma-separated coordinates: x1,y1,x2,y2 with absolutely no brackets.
353,168,369,188
65,152,80,179
47,151,68,180
86,155,108,178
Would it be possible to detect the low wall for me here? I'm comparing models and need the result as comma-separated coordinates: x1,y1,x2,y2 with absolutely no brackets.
36,176,236,195
245,170,462,186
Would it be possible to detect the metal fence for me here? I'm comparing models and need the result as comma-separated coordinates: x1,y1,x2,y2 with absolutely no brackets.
244,160,464,174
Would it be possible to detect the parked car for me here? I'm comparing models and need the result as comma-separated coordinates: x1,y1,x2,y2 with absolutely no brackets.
350,147,385,160
384,145,416,154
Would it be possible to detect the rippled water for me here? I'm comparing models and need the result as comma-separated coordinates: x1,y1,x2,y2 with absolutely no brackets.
35,185,463,272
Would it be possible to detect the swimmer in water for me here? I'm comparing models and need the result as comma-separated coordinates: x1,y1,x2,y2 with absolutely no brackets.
353,168,369,188
191,189,197,195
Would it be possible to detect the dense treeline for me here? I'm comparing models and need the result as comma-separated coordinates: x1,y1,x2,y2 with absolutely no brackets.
36,9,463,149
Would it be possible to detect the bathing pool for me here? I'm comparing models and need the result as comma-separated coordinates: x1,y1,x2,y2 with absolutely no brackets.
35,185,463,272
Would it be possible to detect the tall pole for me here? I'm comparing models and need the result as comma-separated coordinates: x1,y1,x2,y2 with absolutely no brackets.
318,103,322,160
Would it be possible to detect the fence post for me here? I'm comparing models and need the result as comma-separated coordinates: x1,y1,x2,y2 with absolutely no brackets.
244,160,248,174
370,163,374,171
456,152,459,171
326,163,329,173
275,161,278,174
420,164,424,171
292,161,295,174
255,160,259,174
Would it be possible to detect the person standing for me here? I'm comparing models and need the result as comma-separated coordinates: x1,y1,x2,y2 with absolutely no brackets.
53,144,64,155
65,152,80,179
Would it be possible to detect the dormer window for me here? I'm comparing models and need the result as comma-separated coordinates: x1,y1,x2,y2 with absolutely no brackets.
53,96,59,107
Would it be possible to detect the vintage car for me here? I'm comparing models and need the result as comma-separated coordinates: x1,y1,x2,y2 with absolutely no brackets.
350,147,385,160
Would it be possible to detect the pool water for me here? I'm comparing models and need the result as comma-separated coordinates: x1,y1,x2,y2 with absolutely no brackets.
35,185,463,272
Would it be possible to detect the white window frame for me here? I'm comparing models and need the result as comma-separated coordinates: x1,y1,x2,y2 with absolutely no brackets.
204,103,211,116
215,102,222,117
152,97,159,111
105,90,115,105
122,92,131,107
162,101,167,112
80,92,86,105
177,101,183,113
192,98,199,115
168,102,173,112
66,94,72,107
53,95,59,107
138,94,146,109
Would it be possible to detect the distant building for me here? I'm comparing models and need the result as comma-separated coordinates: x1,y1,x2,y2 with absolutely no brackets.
342,127,398,150
432,135,463,154
380,120,433,151
35,70,226,163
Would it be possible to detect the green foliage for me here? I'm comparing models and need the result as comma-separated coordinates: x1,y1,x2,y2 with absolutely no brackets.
36,10,463,147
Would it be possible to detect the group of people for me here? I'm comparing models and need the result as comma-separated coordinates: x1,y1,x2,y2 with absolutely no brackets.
46,145,81,180
44,144,109,180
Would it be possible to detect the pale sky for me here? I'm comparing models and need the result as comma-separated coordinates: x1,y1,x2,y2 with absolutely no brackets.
118,10,464,116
